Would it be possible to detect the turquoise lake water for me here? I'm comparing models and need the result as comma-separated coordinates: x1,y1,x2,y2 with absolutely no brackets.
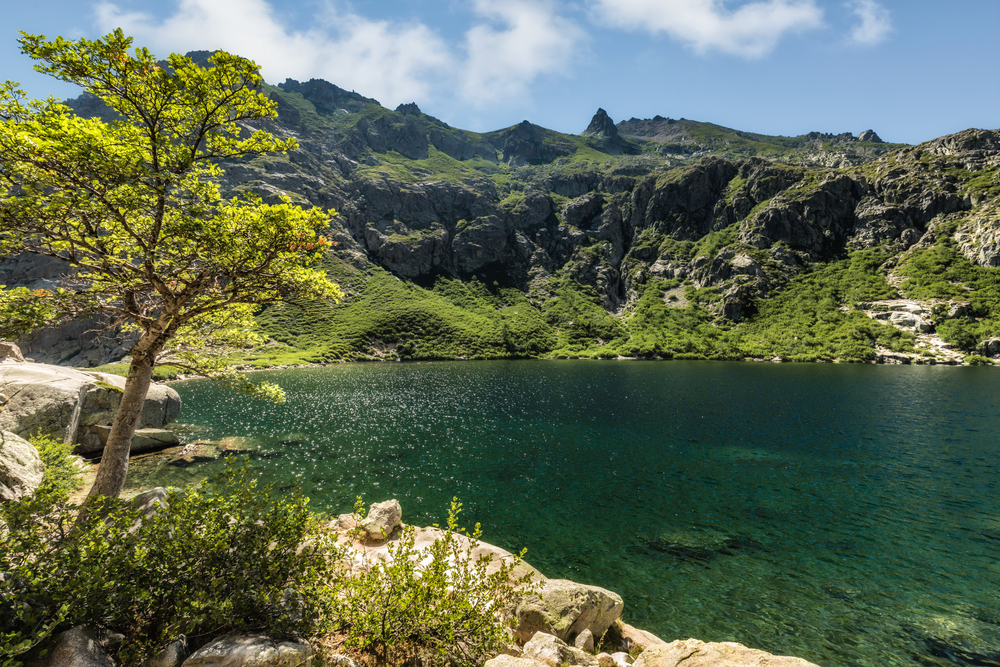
128,361,1000,667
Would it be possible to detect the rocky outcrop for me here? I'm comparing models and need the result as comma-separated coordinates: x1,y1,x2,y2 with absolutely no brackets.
955,200,1000,267
182,633,313,667
522,632,599,667
0,363,180,452
0,431,44,501
513,578,624,644
632,639,820,667
359,498,402,540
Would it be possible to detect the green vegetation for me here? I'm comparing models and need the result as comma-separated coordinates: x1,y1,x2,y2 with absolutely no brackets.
0,462,534,667
896,232,1000,350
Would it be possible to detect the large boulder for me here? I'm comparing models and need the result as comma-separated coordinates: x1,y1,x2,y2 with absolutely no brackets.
181,633,313,667
514,579,624,644
0,431,44,501
632,639,821,667
522,632,599,667
31,625,121,667
0,363,180,452
360,498,403,541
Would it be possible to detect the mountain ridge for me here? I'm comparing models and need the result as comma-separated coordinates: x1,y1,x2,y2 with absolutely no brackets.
7,68,999,368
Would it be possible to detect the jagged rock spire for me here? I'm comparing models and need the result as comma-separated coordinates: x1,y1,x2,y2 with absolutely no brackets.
582,108,619,140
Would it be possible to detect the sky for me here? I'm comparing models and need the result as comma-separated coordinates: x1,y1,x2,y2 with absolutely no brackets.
2,0,998,144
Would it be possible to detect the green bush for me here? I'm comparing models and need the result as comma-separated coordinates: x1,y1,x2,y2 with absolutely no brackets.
964,354,994,366
0,462,342,666
337,498,536,667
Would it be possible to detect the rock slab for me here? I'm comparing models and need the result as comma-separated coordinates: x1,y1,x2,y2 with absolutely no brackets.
182,633,313,667
514,578,624,643
632,639,821,667
0,363,180,451
0,430,44,501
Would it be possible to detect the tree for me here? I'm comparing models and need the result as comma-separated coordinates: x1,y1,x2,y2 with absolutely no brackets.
0,30,343,500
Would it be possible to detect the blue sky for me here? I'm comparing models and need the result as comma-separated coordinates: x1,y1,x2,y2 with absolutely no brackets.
3,0,998,144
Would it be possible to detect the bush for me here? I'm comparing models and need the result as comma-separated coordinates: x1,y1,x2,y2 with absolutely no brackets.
964,355,994,366
0,461,342,666
336,498,536,667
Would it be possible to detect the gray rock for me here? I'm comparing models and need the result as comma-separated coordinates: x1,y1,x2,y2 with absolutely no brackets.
34,626,119,667
484,656,550,667
0,342,24,362
360,498,403,541
575,628,595,653
983,338,1000,357
857,129,883,143
142,635,189,667
0,431,44,501
87,426,180,454
0,363,180,450
632,639,820,667
522,632,599,667
611,652,634,667
514,578,624,644
322,656,361,667
181,633,313,666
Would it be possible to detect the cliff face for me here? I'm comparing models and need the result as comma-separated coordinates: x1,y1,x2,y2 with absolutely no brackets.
8,76,1000,365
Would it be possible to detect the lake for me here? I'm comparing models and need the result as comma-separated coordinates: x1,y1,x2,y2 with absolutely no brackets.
127,361,1000,667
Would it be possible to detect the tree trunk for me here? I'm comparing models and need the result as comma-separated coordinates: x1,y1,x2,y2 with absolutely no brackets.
86,347,157,500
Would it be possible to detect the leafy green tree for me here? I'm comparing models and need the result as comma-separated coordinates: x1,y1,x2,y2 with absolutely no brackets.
0,30,342,500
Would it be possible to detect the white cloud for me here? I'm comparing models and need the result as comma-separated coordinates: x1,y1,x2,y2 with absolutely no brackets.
848,0,892,45
92,0,585,111
589,0,824,58
462,0,585,105
94,0,454,107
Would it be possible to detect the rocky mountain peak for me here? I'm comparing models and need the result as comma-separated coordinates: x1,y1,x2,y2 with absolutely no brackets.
396,102,422,115
582,108,619,140
858,129,883,143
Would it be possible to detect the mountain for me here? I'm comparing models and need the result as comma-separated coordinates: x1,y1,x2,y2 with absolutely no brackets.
7,73,1000,367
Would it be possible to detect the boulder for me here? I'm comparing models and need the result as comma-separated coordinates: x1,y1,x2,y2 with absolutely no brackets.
484,656,550,667
522,632,599,667
85,426,180,454
0,363,180,451
181,633,313,667
0,431,44,501
514,579,624,644
632,639,820,667
142,635,189,667
360,498,403,540
32,625,121,667
983,338,1000,357
621,623,669,651
0,342,25,362
575,628,595,653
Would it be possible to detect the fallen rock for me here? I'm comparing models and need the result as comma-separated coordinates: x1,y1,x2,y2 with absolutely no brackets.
0,431,44,501
514,579,624,643
632,639,820,667
575,628,595,653
0,342,24,362
142,635,189,667
32,625,122,667
522,632,599,667
85,426,180,455
621,623,669,651
360,498,402,541
611,652,634,667
181,633,313,667
485,656,551,667
0,363,180,450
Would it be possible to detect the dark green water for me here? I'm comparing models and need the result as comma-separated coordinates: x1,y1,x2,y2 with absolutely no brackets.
129,361,1000,667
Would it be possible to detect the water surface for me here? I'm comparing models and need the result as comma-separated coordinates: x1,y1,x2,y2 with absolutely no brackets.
129,361,1000,667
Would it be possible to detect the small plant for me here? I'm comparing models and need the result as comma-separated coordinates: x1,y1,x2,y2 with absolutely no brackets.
336,498,536,667
964,354,994,366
